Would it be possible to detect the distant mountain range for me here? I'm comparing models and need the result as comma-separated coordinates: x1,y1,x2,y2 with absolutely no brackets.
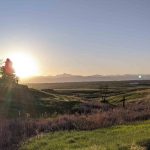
21,73,150,83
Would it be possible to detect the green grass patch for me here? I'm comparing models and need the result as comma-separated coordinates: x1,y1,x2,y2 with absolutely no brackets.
20,121,150,150
109,90,150,104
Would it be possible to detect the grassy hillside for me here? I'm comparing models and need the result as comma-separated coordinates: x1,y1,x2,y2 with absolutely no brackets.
0,80,150,118
0,81,149,150
20,121,150,150
0,84,53,118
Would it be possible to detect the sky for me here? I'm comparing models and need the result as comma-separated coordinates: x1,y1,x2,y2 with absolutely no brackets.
0,0,150,76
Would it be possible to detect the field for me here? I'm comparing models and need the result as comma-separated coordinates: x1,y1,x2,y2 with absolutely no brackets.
26,80,150,118
20,121,150,150
27,80,150,90
0,80,150,150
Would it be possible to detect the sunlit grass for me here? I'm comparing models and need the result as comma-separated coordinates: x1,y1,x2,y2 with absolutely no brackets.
20,121,150,150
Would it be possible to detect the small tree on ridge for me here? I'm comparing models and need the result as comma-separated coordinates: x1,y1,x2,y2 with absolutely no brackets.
0,58,18,84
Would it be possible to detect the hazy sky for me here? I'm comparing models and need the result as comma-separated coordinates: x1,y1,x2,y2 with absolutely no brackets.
0,0,150,76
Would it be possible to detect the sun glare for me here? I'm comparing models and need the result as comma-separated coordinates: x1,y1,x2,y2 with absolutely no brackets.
8,52,39,78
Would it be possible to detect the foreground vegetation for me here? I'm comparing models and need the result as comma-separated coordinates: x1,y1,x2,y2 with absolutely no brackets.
0,100,149,150
0,80,150,149
20,121,150,150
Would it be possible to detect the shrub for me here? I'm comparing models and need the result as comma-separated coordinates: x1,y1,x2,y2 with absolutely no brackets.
0,101,149,150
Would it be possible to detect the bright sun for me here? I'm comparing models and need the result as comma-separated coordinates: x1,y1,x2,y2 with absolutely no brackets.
9,52,39,78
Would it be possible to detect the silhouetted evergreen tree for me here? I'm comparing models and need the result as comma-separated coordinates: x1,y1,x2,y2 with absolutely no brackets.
0,58,18,84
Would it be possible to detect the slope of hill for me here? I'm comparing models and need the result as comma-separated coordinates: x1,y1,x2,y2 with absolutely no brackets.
20,121,150,150
0,81,150,150
1,80,150,118
0,83,51,118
